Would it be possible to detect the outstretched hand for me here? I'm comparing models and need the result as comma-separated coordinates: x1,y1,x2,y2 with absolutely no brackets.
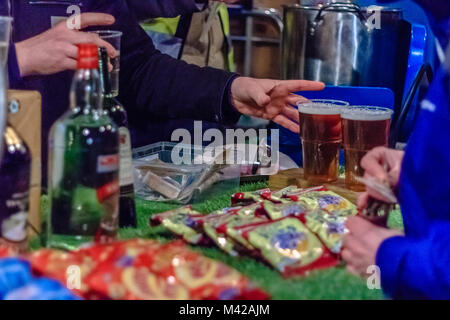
230,77,325,133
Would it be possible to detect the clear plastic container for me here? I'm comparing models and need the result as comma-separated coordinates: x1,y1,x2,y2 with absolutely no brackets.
132,142,241,204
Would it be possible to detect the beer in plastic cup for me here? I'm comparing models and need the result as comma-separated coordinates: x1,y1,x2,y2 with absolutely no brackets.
298,102,343,184
341,106,393,191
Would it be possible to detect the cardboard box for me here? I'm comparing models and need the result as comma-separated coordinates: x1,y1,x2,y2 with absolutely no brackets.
7,90,42,235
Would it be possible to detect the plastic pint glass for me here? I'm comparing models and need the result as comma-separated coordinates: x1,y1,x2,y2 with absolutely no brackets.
298,103,342,184
342,106,393,191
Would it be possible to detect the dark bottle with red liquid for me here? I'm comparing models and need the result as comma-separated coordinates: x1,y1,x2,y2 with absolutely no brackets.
0,126,31,253
98,48,137,228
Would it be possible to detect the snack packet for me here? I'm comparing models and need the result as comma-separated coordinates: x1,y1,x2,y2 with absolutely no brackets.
242,217,338,276
26,249,96,297
85,240,269,300
260,201,310,220
304,209,349,254
200,213,240,256
146,241,269,300
150,207,206,244
296,190,356,214
231,188,272,206
222,216,269,252
150,205,199,226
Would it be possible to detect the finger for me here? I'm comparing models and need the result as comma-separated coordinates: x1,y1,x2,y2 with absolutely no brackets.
276,80,325,93
357,192,370,211
345,216,374,237
272,114,300,133
360,147,390,182
341,248,353,263
286,95,302,106
63,44,79,60
72,32,117,57
62,58,77,71
79,13,115,30
250,85,271,107
281,105,300,122
346,264,360,277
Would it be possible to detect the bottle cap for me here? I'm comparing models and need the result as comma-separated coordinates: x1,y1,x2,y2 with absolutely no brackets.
77,43,99,69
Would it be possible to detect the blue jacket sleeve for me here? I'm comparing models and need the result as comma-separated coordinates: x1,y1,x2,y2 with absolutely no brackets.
91,0,241,126
126,0,206,20
376,221,450,299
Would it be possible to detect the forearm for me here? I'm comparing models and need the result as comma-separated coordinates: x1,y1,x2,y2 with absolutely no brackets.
115,2,240,124
376,221,450,299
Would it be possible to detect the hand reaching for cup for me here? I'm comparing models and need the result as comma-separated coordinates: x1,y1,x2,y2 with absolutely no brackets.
15,13,117,77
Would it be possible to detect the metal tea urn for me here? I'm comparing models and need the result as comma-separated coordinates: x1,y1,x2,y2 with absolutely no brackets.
281,2,409,98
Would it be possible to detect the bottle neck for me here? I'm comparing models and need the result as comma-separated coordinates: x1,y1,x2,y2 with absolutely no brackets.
70,68,103,115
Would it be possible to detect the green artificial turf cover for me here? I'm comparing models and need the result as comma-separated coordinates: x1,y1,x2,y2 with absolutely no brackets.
38,181,404,300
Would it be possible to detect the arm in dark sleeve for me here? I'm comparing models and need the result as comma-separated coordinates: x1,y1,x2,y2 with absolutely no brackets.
376,220,450,299
94,1,240,125
7,44,22,89
126,0,206,20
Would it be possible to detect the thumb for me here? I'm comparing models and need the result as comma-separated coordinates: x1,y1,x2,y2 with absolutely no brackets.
251,85,271,107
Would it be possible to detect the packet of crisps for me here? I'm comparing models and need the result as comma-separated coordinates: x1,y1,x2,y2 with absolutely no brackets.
231,188,272,206
297,190,356,214
85,262,191,300
146,241,269,300
222,216,269,252
25,249,96,297
200,212,240,256
260,201,310,220
304,210,349,254
242,217,338,276
150,205,199,226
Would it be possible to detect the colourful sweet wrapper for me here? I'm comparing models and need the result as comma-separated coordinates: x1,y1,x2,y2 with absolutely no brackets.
231,188,272,206
296,190,356,214
304,209,350,254
242,217,338,277
84,240,269,300
260,201,310,220
150,205,199,226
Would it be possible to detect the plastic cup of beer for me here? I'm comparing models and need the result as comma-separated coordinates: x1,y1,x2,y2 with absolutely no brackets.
341,106,393,191
298,102,343,184
92,30,122,97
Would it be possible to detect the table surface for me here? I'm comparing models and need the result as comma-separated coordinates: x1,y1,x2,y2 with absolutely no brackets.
113,180,404,300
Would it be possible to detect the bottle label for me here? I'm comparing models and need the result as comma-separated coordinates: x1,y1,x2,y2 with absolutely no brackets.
97,181,120,203
119,127,134,187
97,154,119,174
0,191,29,243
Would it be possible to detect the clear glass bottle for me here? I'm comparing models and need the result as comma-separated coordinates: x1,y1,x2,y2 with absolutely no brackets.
47,44,120,250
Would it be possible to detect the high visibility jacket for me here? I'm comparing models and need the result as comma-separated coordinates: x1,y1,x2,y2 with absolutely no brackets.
141,3,235,72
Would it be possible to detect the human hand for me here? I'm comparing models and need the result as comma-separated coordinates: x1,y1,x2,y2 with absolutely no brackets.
15,13,116,77
230,77,325,133
342,216,403,277
357,147,405,210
